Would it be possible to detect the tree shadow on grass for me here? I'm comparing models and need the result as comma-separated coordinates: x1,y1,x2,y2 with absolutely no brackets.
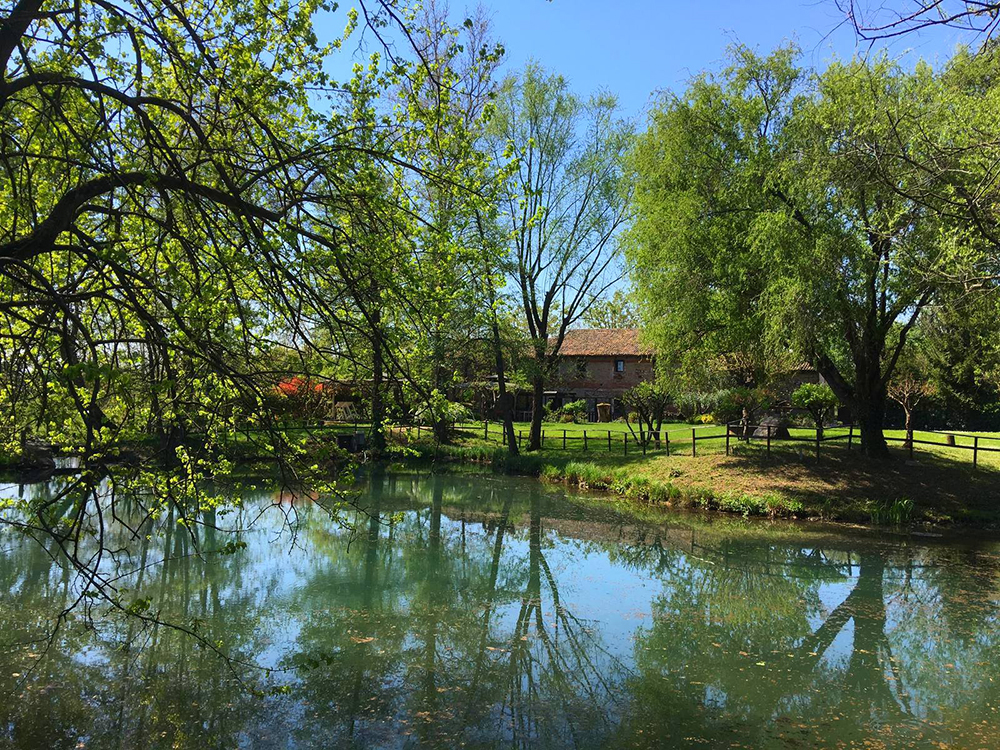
699,441,1000,525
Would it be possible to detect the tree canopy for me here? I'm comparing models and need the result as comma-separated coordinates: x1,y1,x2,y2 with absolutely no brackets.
626,45,993,457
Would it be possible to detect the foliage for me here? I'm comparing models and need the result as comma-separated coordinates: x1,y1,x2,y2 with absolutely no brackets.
546,399,589,423
918,293,1000,427
626,44,990,457
867,496,915,526
716,387,776,430
675,390,727,421
621,380,673,446
488,62,633,449
791,384,839,433
581,289,640,329
0,0,506,650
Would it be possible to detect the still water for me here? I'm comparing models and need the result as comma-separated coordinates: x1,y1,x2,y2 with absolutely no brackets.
2,471,1000,749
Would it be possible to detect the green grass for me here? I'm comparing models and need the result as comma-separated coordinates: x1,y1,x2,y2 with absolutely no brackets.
444,421,1000,471
393,422,1000,529
450,420,725,454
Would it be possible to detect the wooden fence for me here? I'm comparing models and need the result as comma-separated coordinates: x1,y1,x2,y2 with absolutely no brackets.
285,419,1000,470
433,420,1000,469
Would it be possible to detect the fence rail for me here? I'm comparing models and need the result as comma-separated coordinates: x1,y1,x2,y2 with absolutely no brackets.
430,420,1000,470
263,418,999,471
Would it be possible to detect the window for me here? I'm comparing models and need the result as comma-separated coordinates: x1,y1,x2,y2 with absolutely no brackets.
574,358,589,378
615,359,625,373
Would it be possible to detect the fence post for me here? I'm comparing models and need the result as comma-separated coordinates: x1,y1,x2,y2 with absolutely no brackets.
624,433,628,456
908,430,914,460
692,428,696,457
766,424,771,457
725,424,730,456
642,434,647,455
563,429,567,450
665,432,670,457
484,420,489,440
518,430,522,450
608,430,612,451
847,424,853,451
584,431,588,452
542,431,545,448
815,430,821,463
974,436,979,470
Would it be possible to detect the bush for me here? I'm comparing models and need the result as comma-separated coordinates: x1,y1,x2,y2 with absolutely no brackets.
546,399,588,423
675,390,727,420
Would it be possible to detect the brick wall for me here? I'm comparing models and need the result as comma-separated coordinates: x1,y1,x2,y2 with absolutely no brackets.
555,355,654,395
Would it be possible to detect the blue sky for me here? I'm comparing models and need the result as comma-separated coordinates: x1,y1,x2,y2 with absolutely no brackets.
483,0,963,117
324,1,967,119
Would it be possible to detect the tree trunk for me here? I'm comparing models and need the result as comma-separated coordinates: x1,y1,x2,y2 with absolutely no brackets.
491,317,518,455
904,406,913,436
858,395,889,459
431,325,449,443
433,415,450,443
528,375,545,451
370,323,386,452
815,352,891,460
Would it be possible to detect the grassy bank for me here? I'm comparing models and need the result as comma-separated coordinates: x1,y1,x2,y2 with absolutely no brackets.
397,429,1000,528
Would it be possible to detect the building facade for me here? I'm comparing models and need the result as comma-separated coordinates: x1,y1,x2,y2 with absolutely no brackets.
511,329,653,421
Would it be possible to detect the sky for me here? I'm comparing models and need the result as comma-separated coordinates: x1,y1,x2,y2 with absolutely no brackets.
321,0,969,120
311,1,970,297
481,0,965,118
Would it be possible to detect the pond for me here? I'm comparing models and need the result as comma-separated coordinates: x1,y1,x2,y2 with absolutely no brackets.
2,471,1000,749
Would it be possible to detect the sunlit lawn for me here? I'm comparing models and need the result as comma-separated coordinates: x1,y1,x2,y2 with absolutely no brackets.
447,421,1000,469
428,420,1000,526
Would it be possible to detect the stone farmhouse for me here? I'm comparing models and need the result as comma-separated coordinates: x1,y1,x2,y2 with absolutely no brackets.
510,329,654,421
502,327,827,423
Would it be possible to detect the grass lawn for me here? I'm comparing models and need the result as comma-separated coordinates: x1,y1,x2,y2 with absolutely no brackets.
400,421,1000,528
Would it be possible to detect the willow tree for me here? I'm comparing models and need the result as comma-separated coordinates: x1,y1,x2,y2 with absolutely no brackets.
0,0,488,648
628,46,964,458
490,63,632,451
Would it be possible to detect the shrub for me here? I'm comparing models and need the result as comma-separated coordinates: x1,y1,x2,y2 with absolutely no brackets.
675,390,727,420
546,399,588,424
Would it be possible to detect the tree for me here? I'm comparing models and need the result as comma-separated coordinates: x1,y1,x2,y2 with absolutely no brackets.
581,289,639,329
718,387,776,438
627,46,962,458
837,1,1000,42
489,63,632,451
831,17,1000,291
621,380,672,448
402,1,506,442
0,0,497,649
791,383,839,437
887,342,936,436
919,294,1000,426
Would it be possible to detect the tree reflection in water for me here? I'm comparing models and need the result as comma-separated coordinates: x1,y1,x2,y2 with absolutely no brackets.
2,472,1000,749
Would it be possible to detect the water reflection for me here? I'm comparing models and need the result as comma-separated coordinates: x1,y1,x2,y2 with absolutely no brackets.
2,472,1000,749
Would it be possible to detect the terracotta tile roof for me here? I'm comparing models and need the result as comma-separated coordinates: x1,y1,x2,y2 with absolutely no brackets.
552,328,651,357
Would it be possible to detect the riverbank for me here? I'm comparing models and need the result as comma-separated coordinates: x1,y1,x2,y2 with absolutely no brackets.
395,436,1000,528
